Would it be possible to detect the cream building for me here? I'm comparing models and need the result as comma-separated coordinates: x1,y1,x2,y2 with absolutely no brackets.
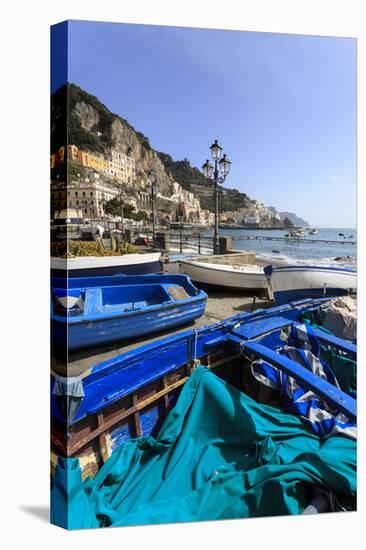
199,209,215,225
244,214,261,225
105,149,136,184
64,179,120,219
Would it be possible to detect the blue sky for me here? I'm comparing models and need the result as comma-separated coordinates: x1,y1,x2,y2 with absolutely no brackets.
61,21,356,227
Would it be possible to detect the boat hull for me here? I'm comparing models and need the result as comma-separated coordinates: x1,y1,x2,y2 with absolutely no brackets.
266,265,357,305
51,252,162,278
52,297,207,350
180,260,268,290
50,296,356,481
51,274,207,350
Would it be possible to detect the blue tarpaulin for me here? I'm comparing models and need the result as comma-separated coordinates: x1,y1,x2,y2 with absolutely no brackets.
51,366,356,529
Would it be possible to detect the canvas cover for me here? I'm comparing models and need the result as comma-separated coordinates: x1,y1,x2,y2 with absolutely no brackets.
251,323,357,439
51,366,356,529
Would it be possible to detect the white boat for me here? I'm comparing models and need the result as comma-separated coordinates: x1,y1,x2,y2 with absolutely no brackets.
180,254,268,291
264,264,357,305
309,229,318,235
51,252,162,278
289,227,307,238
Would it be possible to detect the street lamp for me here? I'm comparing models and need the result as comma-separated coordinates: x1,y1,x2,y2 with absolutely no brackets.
148,171,157,245
121,196,125,235
202,140,231,254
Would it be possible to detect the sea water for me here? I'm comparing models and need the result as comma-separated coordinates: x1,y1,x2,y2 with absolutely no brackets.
220,227,357,267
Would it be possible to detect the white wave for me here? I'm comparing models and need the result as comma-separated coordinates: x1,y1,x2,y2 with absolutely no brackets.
169,245,212,256
253,251,357,268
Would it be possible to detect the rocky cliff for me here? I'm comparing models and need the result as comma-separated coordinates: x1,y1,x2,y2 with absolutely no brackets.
273,210,310,228
51,83,251,211
51,83,174,194
51,83,307,223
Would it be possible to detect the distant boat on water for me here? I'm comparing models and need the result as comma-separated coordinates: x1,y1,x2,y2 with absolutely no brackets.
309,229,318,235
289,227,307,238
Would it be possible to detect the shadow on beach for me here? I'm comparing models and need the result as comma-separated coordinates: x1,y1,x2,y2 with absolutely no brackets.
19,505,49,523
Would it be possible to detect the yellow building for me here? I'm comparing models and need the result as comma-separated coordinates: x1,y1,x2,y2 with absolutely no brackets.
76,149,107,171
68,144,79,162
58,146,66,163
50,144,107,173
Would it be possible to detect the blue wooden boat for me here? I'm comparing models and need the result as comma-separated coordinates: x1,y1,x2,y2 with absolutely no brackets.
51,274,207,350
51,296,356,493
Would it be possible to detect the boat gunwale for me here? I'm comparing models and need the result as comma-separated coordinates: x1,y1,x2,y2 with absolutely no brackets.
51,291,207,324
51,297,339,424
51,295,357,458
180,259,265,275
50,252,161,269
51,274,207,324
79,296,334,383
267,265,357,274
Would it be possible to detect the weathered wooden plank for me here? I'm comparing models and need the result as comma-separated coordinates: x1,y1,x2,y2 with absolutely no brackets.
132,393,142,437
97,413,111,463
162,376,170,410
68,377,189,455
52,352,237,458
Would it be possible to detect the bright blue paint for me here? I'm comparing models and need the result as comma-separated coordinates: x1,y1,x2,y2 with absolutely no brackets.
140,406,160,437
51,296,354,427
274,288,351,305
51,22,68,92
110,421,132,452
232,316,293,340
241,340,356,421
51,274,207,350
312,327,357,358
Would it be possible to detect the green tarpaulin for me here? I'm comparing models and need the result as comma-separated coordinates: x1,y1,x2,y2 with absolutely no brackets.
307,323,357,399
51,366,356,529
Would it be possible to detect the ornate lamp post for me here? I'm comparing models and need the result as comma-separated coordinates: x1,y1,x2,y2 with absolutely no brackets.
202,140,232,255
148,171,157,245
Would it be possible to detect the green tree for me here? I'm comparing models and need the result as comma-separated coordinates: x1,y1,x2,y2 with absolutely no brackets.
105,197,135,218
132,210,149,223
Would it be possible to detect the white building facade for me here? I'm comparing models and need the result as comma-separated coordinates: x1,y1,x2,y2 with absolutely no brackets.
65,180,120,218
